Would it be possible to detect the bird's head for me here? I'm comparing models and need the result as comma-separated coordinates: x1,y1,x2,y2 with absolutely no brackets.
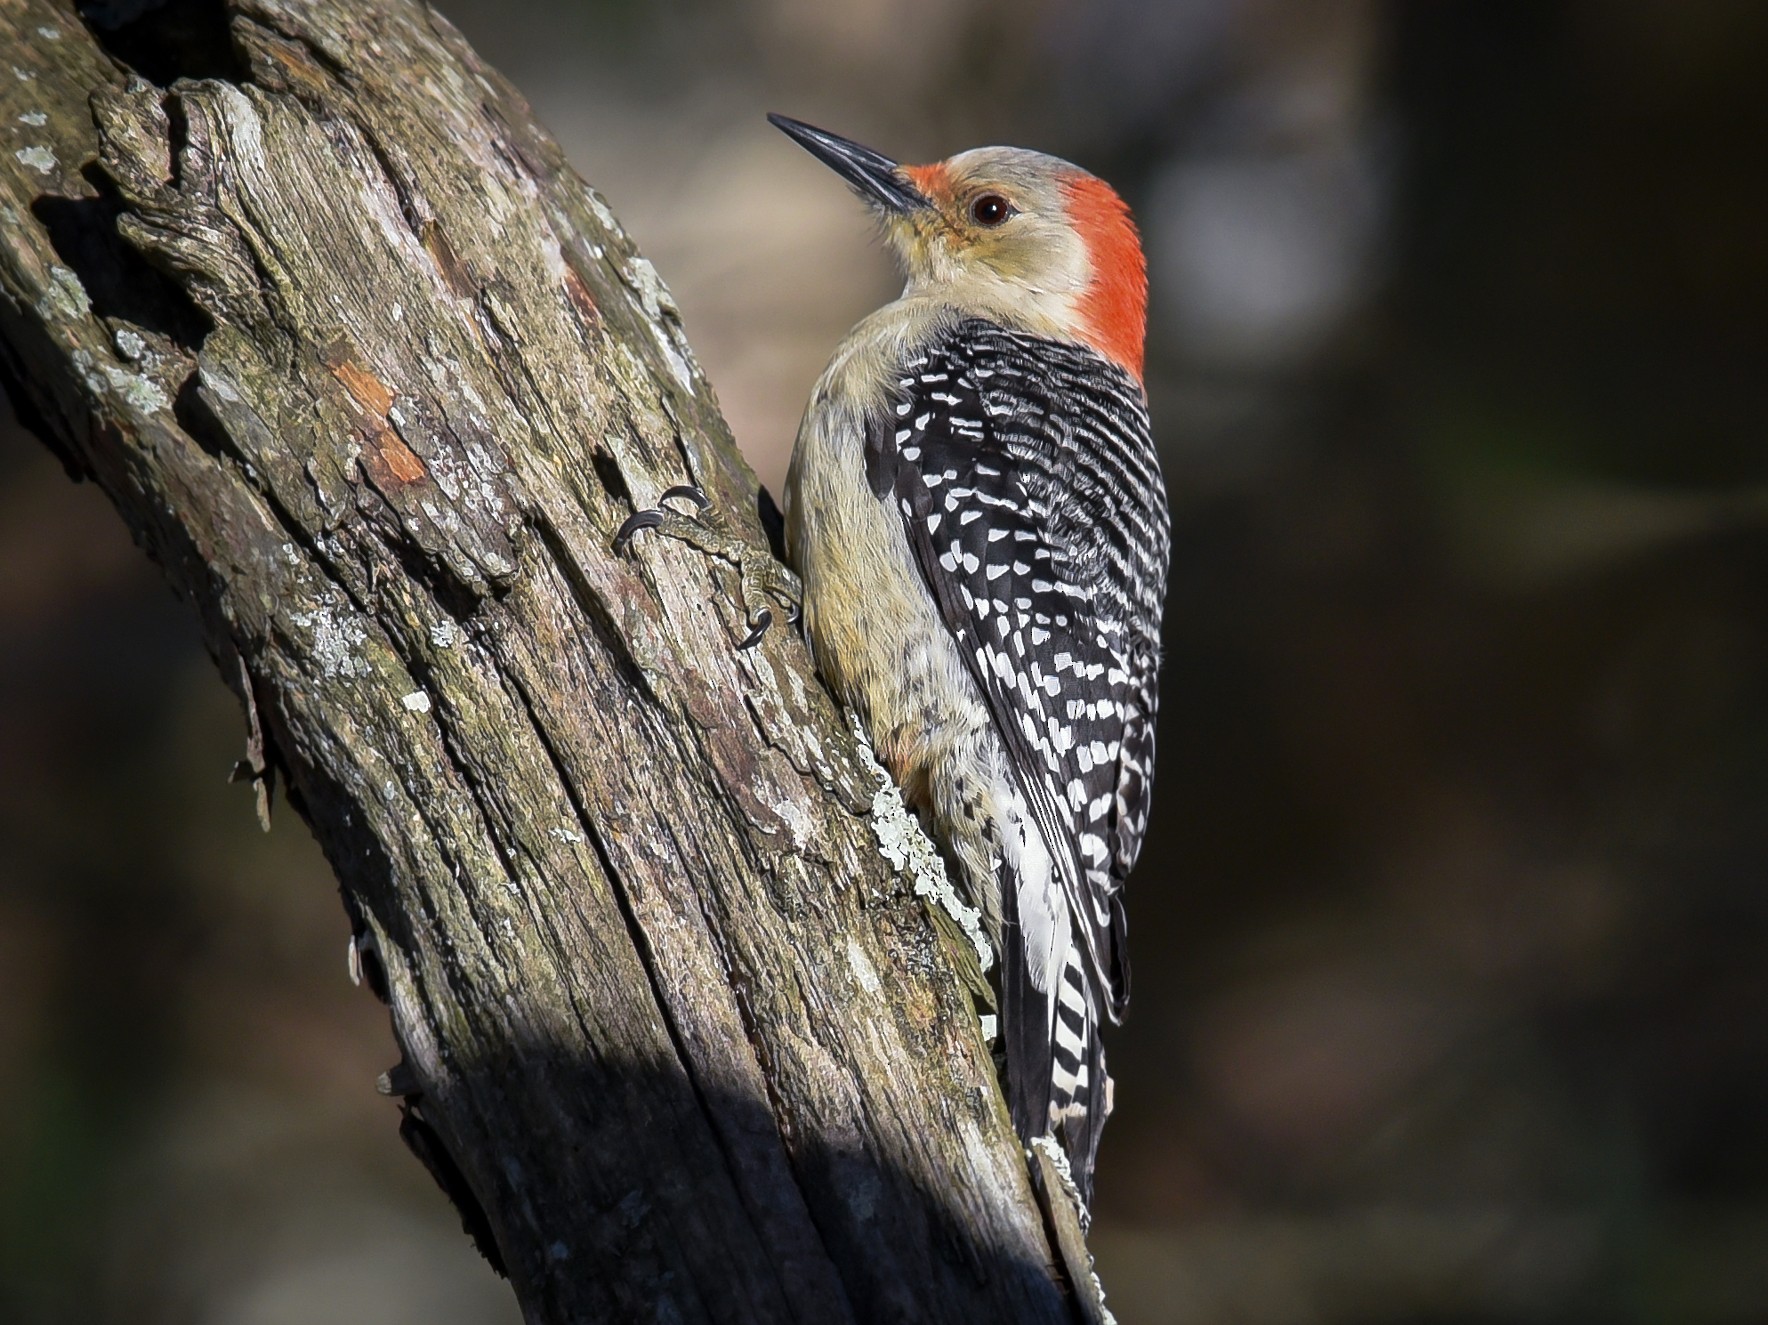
769,114,1147,382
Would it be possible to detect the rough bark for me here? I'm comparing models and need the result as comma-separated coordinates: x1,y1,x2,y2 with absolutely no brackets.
0,2,1104,1321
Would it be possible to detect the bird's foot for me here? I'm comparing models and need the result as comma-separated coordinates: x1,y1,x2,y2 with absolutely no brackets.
614,484,802,648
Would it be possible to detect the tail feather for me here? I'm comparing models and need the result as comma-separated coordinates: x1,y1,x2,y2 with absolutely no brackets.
1048,945,1109,1206
1000,853,1112,1207
1000,881,1053,1144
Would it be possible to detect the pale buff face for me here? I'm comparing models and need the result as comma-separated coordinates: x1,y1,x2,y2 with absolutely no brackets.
883,148,1094,331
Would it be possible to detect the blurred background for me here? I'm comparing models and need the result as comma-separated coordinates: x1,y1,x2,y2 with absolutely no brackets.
4,1,1767,1320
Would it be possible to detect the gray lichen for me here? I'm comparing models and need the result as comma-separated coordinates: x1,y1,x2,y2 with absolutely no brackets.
851,711,994,972
35,265,87,320
103,364,169,413
70,346,170,414
14,144,55,174
290,604,372,679
846,937,882,995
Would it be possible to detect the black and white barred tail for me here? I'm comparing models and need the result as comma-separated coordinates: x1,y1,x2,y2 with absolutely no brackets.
1000,855,1110,1208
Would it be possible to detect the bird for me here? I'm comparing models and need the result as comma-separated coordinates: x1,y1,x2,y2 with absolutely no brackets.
765,113,1170,1207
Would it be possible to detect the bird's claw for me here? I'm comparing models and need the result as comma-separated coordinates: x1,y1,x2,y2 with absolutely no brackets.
612,507,664,553
739,607,774,651
658,483,712,511
612,484,712,553
613,483,802,650
736,558,804,647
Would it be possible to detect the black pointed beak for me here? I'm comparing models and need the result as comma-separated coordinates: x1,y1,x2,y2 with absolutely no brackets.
767,113,928,215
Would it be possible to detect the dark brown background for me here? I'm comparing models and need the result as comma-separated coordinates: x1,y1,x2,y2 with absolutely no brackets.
4,2,1766,1321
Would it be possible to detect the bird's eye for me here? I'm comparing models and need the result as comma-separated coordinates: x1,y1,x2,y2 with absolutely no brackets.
969,193,1013,227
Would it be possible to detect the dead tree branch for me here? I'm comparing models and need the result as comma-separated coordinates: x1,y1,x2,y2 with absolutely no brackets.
0,1,1105,1320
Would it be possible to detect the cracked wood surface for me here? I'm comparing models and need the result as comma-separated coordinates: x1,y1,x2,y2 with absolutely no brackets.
0,2,1092,1321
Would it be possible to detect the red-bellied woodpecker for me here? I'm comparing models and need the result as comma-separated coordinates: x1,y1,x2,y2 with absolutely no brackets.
618,115,1169,1208
772,113,1169,1207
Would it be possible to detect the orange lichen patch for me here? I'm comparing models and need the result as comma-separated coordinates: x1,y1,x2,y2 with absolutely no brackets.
329,354,394,417
323,343,427,487
562,264,601,329
1061,173,1147,382
365,426,427,485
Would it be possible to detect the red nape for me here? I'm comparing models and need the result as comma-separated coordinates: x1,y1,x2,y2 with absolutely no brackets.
1061,174,1147,383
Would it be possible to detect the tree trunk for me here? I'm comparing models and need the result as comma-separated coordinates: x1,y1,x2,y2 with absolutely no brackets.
0,2,1107,1321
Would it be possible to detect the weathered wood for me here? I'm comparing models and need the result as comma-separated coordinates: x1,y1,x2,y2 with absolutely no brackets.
0,2,1099,1321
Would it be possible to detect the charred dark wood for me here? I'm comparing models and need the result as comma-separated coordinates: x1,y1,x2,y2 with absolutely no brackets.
0,2,1103,1321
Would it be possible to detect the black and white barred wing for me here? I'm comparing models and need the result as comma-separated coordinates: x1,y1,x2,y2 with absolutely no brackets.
875,319,1169,1017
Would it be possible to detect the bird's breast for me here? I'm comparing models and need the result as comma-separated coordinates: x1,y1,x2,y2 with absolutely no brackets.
784,328,989,804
